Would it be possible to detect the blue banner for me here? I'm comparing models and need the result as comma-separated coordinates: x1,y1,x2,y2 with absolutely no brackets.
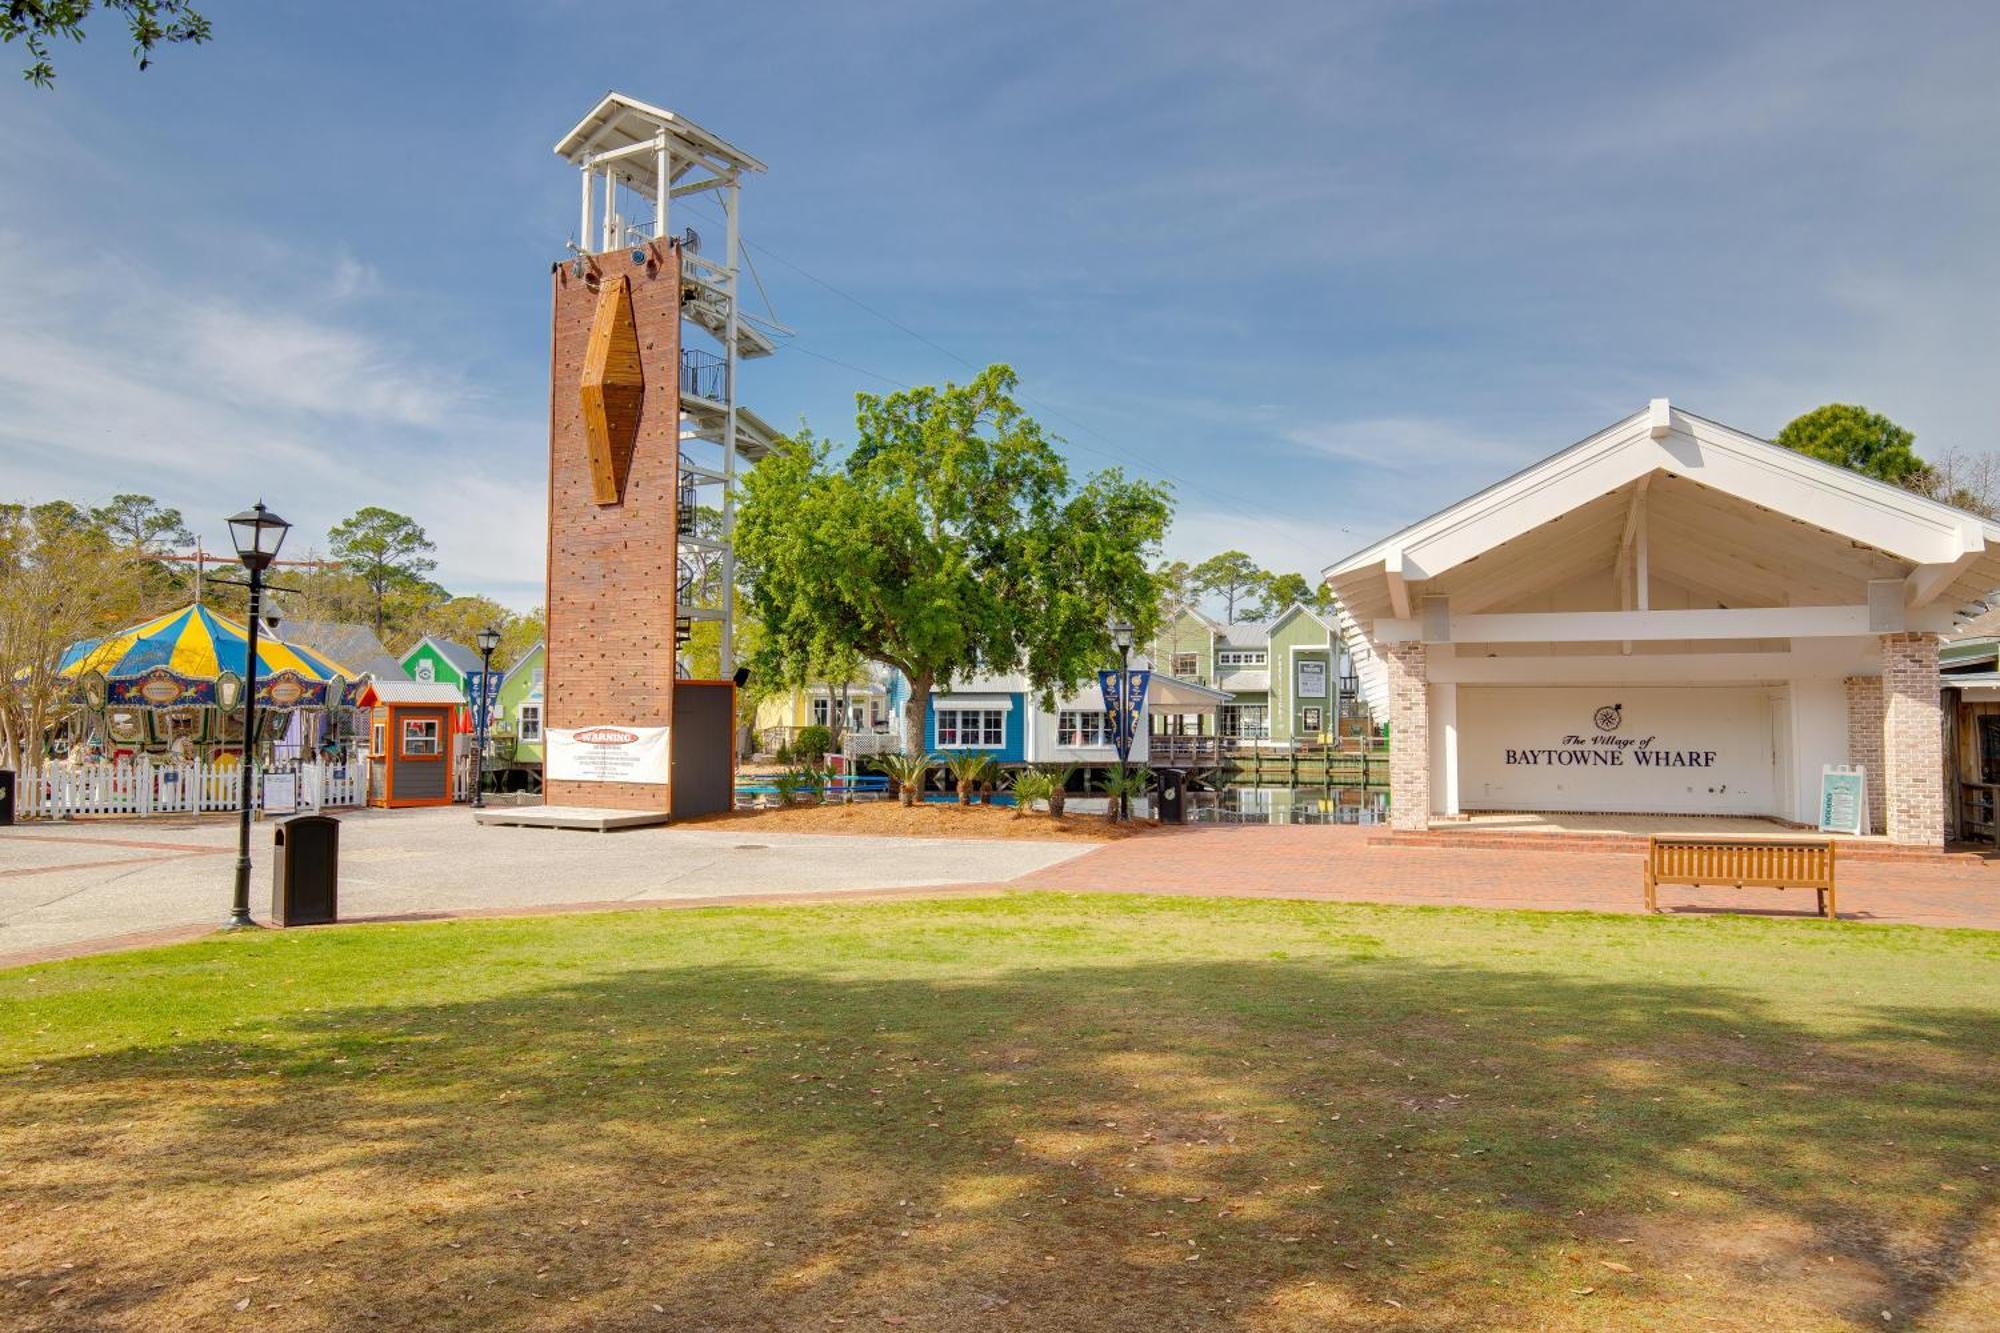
1097,668,1152,752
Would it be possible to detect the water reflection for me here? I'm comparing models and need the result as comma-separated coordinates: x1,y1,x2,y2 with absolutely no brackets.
1189,785,1389,826
905,785,1389,824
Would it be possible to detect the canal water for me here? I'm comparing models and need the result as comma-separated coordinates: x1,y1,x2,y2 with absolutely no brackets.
926,786,1389,825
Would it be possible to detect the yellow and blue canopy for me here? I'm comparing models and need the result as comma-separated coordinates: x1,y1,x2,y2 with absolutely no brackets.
60,604,354,709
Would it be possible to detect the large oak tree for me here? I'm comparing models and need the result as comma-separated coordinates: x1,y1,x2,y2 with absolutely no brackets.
736,366,1170,756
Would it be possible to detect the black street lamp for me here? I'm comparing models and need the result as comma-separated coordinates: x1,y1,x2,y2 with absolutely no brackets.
1111,619,1134,824
472,624,501,809
224,501,289,929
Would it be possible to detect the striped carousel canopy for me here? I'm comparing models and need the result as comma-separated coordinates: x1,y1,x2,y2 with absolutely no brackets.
59,604,355,710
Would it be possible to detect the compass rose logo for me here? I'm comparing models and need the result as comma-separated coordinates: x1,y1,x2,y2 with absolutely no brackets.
1593,703,1623,733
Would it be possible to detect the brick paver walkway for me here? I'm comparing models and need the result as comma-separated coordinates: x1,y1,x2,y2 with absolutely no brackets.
1006,824,2000,929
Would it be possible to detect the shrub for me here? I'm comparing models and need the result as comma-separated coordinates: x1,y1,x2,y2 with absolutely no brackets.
880,752,935,807
793,725,832,766
1011,769,1055,817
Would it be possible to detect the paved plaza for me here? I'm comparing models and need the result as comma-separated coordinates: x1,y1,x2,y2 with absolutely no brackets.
0,807,1093,966
5,812,1999,968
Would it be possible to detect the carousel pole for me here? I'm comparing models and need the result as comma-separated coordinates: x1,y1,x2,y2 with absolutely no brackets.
224,503,290,931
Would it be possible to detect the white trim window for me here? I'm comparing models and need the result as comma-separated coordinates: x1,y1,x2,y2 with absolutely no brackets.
518,704,543,743
1171,652,1199,677
1056,710,1107,747
1218,649,1267,668
1220,704,1270,739
810,697,832,726
936,707,1005,748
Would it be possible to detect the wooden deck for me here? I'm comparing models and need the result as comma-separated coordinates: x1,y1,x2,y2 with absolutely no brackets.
1145,735,1390,786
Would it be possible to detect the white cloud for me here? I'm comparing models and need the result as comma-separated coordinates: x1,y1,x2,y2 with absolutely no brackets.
0,229,546,608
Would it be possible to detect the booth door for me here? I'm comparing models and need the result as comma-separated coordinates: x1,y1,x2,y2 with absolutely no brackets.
391,706,452,804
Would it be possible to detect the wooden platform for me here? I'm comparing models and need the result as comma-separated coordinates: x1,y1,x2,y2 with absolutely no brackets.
473,805,670,832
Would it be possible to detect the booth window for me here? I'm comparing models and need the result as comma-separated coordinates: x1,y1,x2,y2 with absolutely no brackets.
1056,710,1107,747
371,722,385,754
1980,716,2000,784
401,718,441,757
936,707,1004,748
518,704,543,743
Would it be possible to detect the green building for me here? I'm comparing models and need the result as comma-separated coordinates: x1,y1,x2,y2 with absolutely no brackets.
492,642,546,767
1150,605,1350,743
399,635,482,697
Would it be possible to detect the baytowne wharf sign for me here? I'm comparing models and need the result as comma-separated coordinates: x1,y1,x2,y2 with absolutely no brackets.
1504,703,1719,768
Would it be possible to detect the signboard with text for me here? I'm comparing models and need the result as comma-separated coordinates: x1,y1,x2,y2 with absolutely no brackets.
546,725,670,784
1819,765,1866,836
1297,660,1327,699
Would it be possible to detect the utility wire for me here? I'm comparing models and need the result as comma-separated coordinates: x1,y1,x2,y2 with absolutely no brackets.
682,201,1353,549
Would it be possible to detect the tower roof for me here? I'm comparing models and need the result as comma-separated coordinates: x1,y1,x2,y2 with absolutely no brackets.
554,92,766,186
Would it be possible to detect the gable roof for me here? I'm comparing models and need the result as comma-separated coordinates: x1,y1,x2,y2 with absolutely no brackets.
1265,603,1338,639
1326,400,2000,627
1213,617,1273,646
500,641,546,688
359,679,465,707
283,619,405,682
402,635,482,674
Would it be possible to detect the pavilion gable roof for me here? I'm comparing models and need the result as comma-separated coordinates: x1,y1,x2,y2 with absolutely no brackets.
1326,400,2000,628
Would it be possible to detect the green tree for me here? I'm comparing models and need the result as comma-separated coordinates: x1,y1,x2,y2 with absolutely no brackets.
0,504,137,769
1191,549,1268,622
1774,404,1921,486
327,507,437,639
89,493,193,551
736,365,1170,756
5,0,211,86
1249,570,1311,620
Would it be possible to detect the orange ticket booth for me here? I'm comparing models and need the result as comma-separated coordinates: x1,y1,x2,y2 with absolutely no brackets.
359,679,464,808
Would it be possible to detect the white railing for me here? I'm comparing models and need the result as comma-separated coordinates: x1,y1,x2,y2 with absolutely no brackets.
842,731,900,758
15,757,368,821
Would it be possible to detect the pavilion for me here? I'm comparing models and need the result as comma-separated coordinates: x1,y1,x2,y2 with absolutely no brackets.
1327,400,2000,846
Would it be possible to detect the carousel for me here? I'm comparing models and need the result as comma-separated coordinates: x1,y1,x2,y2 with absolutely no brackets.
57,603,360,761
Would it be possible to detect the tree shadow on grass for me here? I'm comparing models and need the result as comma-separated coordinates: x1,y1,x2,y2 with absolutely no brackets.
1,949,1997,1330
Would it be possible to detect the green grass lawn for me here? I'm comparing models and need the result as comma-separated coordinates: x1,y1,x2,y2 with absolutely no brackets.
2,895,1997,1331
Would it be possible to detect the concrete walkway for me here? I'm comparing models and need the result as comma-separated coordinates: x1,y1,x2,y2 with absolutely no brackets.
0,807,1093,966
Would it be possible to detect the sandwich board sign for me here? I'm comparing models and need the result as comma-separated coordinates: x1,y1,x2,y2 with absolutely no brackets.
1819,765,1865,836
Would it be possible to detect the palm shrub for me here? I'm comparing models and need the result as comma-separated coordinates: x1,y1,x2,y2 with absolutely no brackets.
770,769,805,807
1010,769,1055,817
879,752,933,807
1100,766,1154,824
945,751,994,805
1040,764,1076,819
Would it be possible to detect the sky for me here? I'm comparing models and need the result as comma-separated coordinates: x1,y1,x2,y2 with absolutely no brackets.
2,0,1997,610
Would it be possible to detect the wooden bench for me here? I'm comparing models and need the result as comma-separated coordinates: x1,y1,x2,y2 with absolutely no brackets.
1644,835,1837,919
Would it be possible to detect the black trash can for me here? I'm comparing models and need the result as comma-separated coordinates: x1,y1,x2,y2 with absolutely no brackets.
0,769,14,826
272,814,339,926
1155,768,1186,825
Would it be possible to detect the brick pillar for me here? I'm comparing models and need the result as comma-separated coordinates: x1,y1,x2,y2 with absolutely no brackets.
1843,675,1886,836
1880,633,1943,847
1383,640,1429,831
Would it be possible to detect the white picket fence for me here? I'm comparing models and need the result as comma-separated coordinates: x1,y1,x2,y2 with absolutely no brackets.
15,758,368,820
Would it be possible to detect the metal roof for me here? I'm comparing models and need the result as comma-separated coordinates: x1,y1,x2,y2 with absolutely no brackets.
406,636,482,674
362,680,464,706
554,92,766,184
